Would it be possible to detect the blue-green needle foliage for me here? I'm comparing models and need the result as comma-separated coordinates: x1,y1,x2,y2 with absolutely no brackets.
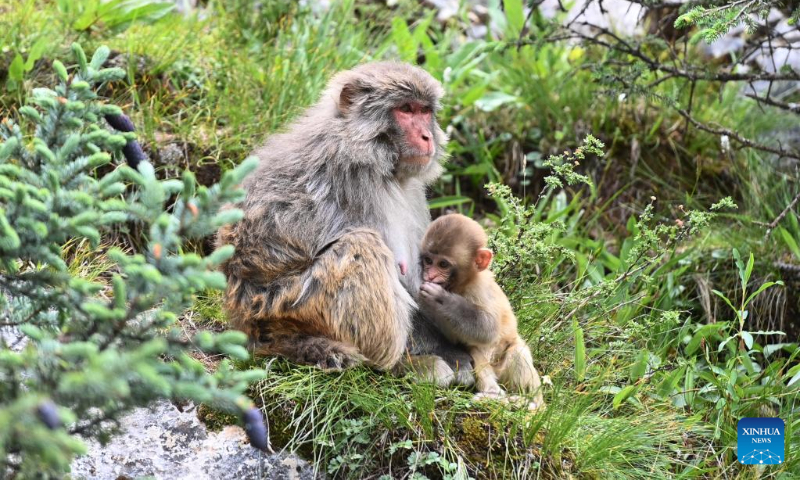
0,44,262,476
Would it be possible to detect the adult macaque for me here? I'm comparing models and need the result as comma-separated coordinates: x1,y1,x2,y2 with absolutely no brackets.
217,62,472,378
418,214,545,408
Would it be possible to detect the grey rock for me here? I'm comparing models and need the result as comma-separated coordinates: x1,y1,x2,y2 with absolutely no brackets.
424,0,489,22
171,0,197,15
0,325,26,351
70,400,318,480
425,0,460,22
539,0,646,37
703,8,800,76
468,24,489,39
158,143,185,165
300,0,331,15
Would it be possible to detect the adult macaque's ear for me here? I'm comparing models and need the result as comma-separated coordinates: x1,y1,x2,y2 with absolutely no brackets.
338,83,357,115
475,248,493,271
337,81,371,116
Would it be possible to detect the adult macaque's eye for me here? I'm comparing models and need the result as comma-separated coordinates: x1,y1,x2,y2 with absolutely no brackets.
421,106,432,114
399,103,412,113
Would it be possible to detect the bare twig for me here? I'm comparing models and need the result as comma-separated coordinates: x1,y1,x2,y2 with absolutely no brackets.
684,80,696,136
763,190,800,236
537,23,800,83
517,0,543,51
744,93,800,113
676,108,800,160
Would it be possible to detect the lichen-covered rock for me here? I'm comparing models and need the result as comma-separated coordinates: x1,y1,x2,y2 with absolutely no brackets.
70,400,318,480
0,325,26,351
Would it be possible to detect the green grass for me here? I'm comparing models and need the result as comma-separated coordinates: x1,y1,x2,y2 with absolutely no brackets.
2,0,799,478
255,359,695,479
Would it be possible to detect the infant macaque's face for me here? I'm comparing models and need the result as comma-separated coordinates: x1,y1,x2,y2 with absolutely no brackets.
421,253,453,288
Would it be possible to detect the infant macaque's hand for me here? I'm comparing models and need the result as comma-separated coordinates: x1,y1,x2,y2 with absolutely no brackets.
420,282,446,305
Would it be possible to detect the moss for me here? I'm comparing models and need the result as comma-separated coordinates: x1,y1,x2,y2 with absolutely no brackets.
448,410,548,478
261,403,297,452
196,404,239,432
257,396,316,460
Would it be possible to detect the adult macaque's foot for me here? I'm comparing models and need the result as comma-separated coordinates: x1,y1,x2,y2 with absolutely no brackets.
318,351,365,371
296,339,365,372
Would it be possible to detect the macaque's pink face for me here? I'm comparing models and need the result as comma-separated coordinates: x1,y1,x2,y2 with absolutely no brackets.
421,246,492,292
421,253,454,286
393,101,434,165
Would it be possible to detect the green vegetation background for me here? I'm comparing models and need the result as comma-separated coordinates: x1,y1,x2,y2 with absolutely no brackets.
1,0,798,478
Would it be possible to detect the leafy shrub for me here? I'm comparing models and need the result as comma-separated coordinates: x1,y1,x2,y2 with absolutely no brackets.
0,44,263,476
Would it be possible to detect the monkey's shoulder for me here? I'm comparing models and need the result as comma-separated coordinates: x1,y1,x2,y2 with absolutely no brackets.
465,271,511,301
466,273,518,329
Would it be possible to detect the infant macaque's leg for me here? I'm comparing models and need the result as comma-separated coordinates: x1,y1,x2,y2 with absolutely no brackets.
471,347,504,400
499,341,545,411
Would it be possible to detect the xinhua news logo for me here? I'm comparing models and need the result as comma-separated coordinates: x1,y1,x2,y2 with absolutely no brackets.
737,417,784,465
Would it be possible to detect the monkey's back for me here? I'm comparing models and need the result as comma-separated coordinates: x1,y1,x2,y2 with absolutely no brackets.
220,119,434,314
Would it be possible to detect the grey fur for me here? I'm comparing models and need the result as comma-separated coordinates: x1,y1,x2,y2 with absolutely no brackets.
240,62,444,294
220,62,471,376
419,283,499,346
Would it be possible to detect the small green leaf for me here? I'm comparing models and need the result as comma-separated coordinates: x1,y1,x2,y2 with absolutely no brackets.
214,330,247,345
475,92,521,112
112,275,126,310
686,323,725,355
712,289,736,314
90,45,111,69
744,281,783,307
503,0,525,35
0,209,21,251
744,252,754,286
73,3,98,31
8,54,24,81
740,351,757,375
574,323,586,382
612,385,637,409
718,335,735,352
219,344,250,360
630,349,649,381
211,209,244,228
427,196,473,209
657,367,684,398
390,17,416,62
740,331,754,350
778,227,800,261
194,331,214,350
72,43,88,73
52,60,69,82
787,364,800,387
19,323,45,340
19,106,41,123
24,37,49,71
205,245,235,266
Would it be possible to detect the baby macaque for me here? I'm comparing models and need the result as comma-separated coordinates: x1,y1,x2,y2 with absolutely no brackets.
418,214,545,409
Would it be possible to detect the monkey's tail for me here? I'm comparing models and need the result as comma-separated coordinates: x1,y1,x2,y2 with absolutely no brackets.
105,113,148,168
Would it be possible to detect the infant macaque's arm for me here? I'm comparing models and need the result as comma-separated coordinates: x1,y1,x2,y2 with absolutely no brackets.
419,282,499,347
